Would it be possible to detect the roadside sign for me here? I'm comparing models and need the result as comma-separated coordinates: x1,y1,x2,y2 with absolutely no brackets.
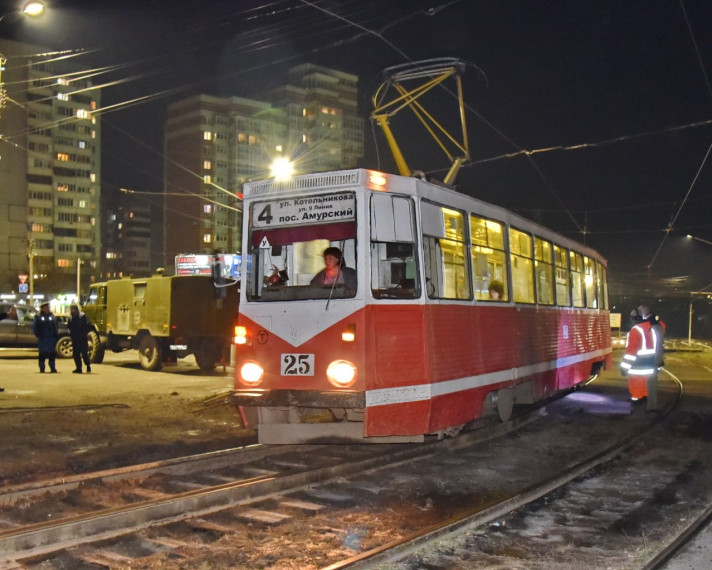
18,274,28,284
610,313,621,328
18,283,28,293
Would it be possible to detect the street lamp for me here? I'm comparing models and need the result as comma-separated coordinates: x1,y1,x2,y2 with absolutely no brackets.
686,234,712,247
0,1,45,24
684,235,712,344
270,157,294,181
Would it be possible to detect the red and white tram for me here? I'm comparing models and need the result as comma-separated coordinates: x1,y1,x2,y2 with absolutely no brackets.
233,168,612,443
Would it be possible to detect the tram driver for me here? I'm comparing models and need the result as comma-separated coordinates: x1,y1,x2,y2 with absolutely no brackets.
310,247,357,293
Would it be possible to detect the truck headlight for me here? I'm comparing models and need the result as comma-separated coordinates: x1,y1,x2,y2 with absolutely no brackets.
326,360,357,388
240,361,264,385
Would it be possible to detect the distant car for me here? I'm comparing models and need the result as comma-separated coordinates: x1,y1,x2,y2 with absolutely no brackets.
0,302,73,358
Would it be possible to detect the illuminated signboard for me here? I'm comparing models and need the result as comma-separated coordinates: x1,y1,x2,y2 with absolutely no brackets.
175,254,241,280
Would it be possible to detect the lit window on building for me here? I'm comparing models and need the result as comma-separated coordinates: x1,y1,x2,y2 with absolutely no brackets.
57,259,70,268
79,200,86,208
204,160,212,170
248,135,256,145
203,175,212,184
78,141,87,149
76,109,90,119
90,173,96,182
204,131,212,140
57,152,70,161
238,133,246,143
91,101,96,110
204,204,212,214
57,93,68,101
203,233,212,243
57,184,69,192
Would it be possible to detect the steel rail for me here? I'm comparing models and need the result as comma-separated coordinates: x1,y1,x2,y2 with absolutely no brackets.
324,369,684,569
0,412,536,564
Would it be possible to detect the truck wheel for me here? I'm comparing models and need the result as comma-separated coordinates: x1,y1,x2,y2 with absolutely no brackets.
195,342,221,372
56,336,73,359
88,331,105,364
138,335,162,371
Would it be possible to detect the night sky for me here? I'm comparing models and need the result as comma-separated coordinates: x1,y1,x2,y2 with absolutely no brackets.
3,0,712,294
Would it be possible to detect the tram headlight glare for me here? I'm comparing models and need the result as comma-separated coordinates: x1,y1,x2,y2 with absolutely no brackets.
326,360,357,388
240,361,264,385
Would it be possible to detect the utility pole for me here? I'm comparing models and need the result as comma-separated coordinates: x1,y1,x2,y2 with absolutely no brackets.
76,258,81,300
28,239,34,307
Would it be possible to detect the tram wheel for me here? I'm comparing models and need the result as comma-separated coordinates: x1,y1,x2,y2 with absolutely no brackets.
496,388,514,422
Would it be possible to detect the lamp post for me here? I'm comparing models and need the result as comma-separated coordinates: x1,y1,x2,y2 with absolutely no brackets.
684,235,712,344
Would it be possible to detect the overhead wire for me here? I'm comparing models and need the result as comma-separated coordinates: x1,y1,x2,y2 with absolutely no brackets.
645,0,712,270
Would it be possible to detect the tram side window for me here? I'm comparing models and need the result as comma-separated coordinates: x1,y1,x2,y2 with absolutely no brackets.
509,228,535,304
370,194,419,299
584,256,598,308
534,237,554,305
553,245,571,307
597,262,609,310
422,201,470,300
570,251,585,308
470,215,508,301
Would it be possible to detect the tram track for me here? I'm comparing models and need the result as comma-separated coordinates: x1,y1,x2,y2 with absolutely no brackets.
0,410,530,566
342,369,699,570
1,373,702,569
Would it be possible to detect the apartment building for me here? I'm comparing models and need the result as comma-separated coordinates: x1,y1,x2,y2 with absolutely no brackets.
0,39,101,292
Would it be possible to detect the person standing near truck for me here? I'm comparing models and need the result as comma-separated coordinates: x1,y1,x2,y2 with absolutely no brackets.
32,302,59,373
68,304,92,374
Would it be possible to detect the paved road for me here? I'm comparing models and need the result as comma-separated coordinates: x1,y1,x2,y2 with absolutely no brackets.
0,348,251,484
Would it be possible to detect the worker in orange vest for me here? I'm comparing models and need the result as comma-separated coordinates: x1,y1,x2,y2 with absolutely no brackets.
638,305,665,411
620,308,660,408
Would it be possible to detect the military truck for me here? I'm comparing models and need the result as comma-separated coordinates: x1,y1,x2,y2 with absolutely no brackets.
82,273,239,372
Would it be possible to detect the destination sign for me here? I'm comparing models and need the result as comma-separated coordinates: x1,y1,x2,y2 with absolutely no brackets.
252,193,355,228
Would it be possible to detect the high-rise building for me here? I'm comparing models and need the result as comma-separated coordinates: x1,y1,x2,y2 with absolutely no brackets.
104,196,154,278
163,64,363,272
0,39,101,293
271,63,364,172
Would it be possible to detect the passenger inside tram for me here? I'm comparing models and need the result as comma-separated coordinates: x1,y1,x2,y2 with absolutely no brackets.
488,280,504,300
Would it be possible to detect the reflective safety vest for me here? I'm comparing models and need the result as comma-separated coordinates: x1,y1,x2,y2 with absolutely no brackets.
620,321,660,376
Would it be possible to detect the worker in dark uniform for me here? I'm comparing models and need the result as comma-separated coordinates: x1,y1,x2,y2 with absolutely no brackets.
68,303,92,374
32,302,59,373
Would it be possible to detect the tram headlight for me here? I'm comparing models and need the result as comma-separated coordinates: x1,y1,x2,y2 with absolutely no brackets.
326,360,357,388
240,361,264,385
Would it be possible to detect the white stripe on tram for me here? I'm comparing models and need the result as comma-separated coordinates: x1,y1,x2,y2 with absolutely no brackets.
365,347,612,408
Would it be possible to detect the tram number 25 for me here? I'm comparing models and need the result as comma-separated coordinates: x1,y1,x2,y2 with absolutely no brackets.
281,353,315,376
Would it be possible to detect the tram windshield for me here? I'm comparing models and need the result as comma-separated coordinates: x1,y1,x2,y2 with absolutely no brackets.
245,192,357,301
